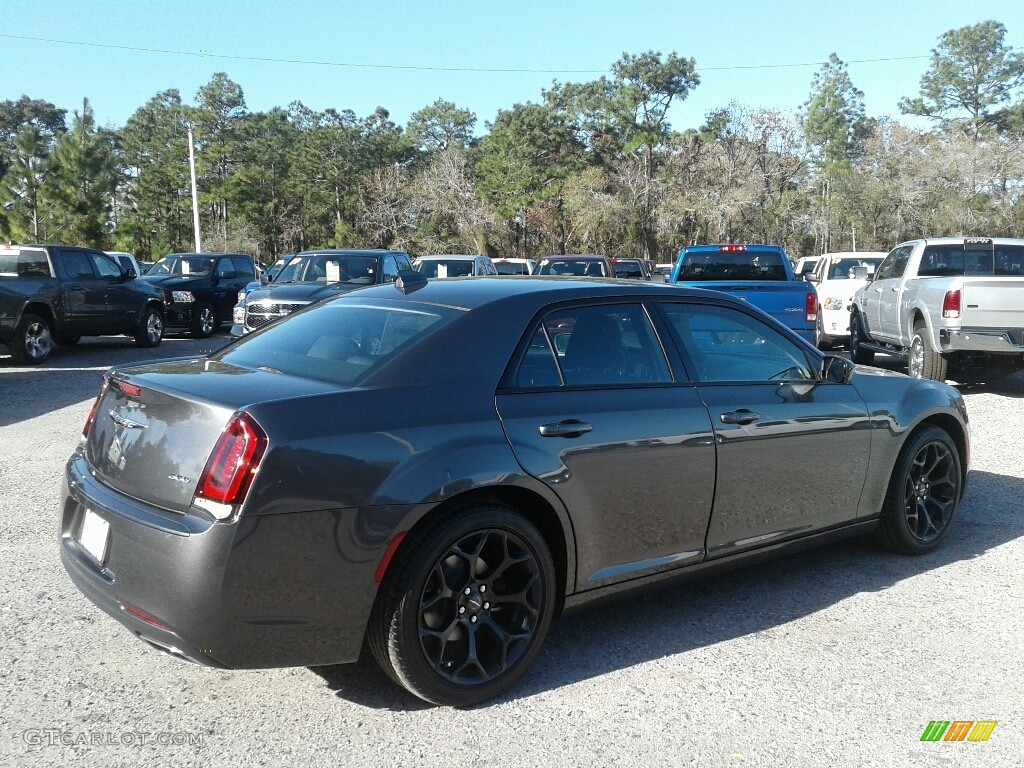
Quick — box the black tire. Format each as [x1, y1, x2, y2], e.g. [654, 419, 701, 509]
[849, 311, 874, 365]
[53, 332, 81, 347]
[8, 313, 53, 365]
[815, 314, 833, 351]
[875, 426, 962, 555]
[190, 302, 216, 339]
[368, 504, 556, 707]
[908, 319, 948, 381]
[134, 307, 164, 348]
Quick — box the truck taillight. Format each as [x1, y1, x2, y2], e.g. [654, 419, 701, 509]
[193, 413, 267, 516]
[718, 245, 747, 252]
[942, 290, 961, 319]
[805, 292, 818, 322]
[82, 374, 110, 438]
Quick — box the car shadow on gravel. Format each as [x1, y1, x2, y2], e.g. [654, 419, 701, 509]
[954, 369, 1024, 398]
[0, 334, 232, 427]
[310, 468, 1023, 710]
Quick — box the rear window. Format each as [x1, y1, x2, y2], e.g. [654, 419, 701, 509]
[495, 261, 529, 275]
[918, 244, 1024, 277]
[677, 250, 787, 281]
[535, 259, 608, 277]
[214, 301, 457, 386]
[414, 259, 475, 277]
[0, 247, 50, 277]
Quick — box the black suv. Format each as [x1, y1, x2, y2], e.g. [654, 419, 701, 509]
[0, 244, 165, 364]
[139, 253, 257, 338]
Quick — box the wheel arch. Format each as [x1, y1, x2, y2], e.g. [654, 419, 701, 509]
[22, 301, 56, 330]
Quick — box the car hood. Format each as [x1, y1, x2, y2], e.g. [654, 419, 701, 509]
[246, 282, 363, 303]
[139, 274, 210, 290]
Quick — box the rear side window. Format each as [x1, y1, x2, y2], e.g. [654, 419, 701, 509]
[216, 301, 457, 386]
[513, 303, 671, 388]
[0, 248, 50, 277]
[919, 243, 1024, 277]
[59, 250, 95, 279]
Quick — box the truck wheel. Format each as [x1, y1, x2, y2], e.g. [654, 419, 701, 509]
[849, 312, 874, 365]
[8, 314, 54, 365]
[190, 302, 216, 338]
[134, 307, 164, 348]
[909, 320, 948, 381]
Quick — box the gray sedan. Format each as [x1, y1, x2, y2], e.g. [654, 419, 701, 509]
[60, 276, 968, 706]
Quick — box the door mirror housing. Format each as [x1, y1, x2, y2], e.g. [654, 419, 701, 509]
[125, 268, 137, 280]
[821, 354, 855, 384]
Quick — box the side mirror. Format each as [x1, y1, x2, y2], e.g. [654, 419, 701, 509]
[125, 268, 137, 280]
[821, 354, 855, 384]
[805, 273, 819, 283]
[850, 266, 869, 280]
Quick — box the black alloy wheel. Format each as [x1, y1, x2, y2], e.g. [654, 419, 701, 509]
[369, 505, 556, 706]
[876, 426, 962, 555]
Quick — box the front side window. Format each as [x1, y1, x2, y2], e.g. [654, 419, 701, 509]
[89, 252, 122, 279]
[662, 303, 814, 383]
[513, 303, 671, 388]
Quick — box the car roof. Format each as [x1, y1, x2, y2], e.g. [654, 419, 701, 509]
[414, 254, 485, 261]
[538, 254, 608, 261]
[298, 248, 406, 256]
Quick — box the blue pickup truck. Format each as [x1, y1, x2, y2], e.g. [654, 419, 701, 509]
[669, 244, 818, 343]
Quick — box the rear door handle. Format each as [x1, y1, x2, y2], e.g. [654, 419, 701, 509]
[539, 420, 593, 437]
[720, 410, 759, 425]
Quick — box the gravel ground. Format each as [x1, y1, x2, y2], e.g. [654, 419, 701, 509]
[1, 337, 1022, 768]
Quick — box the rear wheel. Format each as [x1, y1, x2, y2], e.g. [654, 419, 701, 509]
[875, 426, 962, 555]
[190, 302, 216, 338]
[849, 312, 874, 365]
[134, 307, 164, 348]
[369, 504, 556, 707]
[8, 314, 53, 365]
[908, 320, 948, 381]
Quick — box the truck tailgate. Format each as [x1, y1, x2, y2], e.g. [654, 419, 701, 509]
[960, 277, 1024, 330]
[676, 280, 814, 334]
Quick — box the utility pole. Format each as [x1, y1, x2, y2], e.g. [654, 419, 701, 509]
[187, 123, 203, 252]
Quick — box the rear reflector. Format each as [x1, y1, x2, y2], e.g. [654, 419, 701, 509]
[83, 374, 110, 439]
[805, 292, 818, 322]
[375, 531, 408, 583]
[942, 290, 961, 319]
[194, 412, 268, 509]
[122, 603, 170, 630]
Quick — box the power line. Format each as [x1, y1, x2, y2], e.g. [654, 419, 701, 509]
[2, 33, 931, 75]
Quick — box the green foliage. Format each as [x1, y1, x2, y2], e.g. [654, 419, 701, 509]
[801, 54, 871, 176]
[407, 99, 476, 154]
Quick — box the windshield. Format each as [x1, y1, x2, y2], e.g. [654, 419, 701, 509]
[215, 301, 457, 386]
[275, 253, 379, 284]
[613, 260, 644, 278]
[824, 257, 883, 280]
[535, 259, 608, 276]
[677, 251, 787, 281]
[414, 259, 475, 277]
[147, 255, 216, 277]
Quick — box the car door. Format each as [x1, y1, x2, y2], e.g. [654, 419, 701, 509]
[496, 301, 717, 589]
[865, 246, 911, 341]
[210, 257, 241, 321]
[658, 300, 871, 558]
[56, 249, 106, 331]
[87, 250, 136, 331]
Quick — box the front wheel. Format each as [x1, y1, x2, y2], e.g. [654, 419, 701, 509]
[8, 313, 53, 365]
[875, 426, 962, 555]
[134, 307, 164, 348]
[190, 302, 216, 338]
[849, 312, 874, 365]
[369, 504, 556, 706]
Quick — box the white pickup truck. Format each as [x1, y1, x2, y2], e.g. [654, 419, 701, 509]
[849, 237, 1024, 382]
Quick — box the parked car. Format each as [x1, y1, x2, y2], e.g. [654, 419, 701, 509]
[850, 237, 1024, 381]
[104, 251, 141, 276]
[794, 256, 823, 280]
[669, 244, 819, 343]
[61, 275, 968, 706]
[1, 243, 164, 364]
[138, 252, 257, 338]
[413, 255, 497, 277]
[534, 254, 615, 277]
[232, 249, 413, 337]
[610, 258, 655, 281]
[807, 252, 886, 349]
[493, 258, 536, 275]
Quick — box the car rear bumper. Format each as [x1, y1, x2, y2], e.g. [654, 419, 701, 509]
[60, 452, 379, 669]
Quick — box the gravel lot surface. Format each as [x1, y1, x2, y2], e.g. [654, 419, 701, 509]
[1, 335, 1022, 768]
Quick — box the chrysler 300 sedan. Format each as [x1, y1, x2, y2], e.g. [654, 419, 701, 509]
[61, 275, 969, 706]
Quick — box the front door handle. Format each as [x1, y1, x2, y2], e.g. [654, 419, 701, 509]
[539, 420, 593, 438]
[874, 287, 883, 293]
[720, 410, 759, 425]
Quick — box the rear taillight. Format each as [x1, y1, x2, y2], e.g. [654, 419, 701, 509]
[718, 244, 747, 252]
[805, 292, 818, 322]
[83, 374, 110, 439]
[942, 290, 961, 319]
[193, 413, 267, 516]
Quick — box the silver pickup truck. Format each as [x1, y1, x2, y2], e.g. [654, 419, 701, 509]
[849, 237, 1024, 382]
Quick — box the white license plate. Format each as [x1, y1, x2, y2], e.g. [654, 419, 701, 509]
[79, 509, 110, 565]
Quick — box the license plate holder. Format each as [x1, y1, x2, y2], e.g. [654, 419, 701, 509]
[79, 509, 110, 565]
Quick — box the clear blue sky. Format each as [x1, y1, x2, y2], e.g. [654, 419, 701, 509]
[3, 0, 1023, 132]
